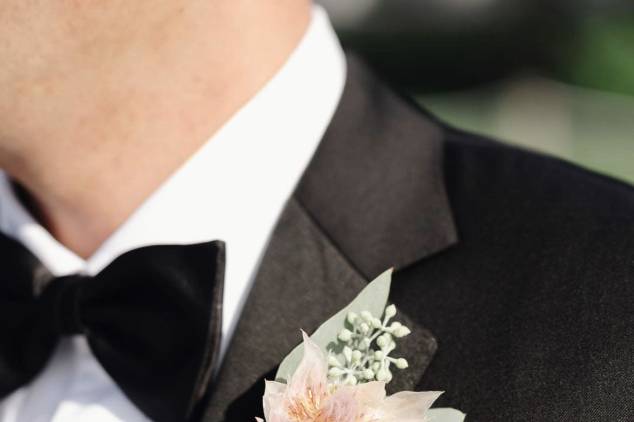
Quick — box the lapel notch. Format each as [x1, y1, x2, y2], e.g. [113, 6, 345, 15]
[295, 54, 458, 280]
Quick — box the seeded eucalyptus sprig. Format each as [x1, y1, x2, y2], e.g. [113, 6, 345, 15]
[327, 304, 411, 385]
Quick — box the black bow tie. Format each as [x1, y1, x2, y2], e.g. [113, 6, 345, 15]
[0, 234, 225, 422]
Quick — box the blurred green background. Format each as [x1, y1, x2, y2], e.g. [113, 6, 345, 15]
[318, 0, 634, 184]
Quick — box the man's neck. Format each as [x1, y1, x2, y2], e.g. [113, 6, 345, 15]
[0, 1, 310, 258]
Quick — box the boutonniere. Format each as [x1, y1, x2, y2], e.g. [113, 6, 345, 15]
[256, 269, 466, 421]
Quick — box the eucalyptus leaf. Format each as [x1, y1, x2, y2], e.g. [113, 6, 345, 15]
[428, 408, 466, 422]
[275, 268, 393, 382]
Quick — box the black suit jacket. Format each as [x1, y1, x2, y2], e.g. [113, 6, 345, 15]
[200, 54, 634, 421]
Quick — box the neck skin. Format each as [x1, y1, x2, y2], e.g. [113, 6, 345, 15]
[0, 0, 310, 258]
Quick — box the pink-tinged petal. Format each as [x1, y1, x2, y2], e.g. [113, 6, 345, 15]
[350, 381, 387, 406]
[378, 391, 443, 421]
[286, 331, 329, 401]
[264, 380, 287, 396]
[262, 380, 288, 421]
[262, 388, 293, 422]
[319, 388, 359, 422]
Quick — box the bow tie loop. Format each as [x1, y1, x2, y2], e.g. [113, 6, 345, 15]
[39, 274, 90, 336]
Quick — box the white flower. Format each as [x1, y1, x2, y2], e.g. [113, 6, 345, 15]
[257, 332, 442, 422]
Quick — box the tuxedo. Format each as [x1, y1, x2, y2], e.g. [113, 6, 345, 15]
[1, 11, 632, 421]
[202, 54, 634, 421]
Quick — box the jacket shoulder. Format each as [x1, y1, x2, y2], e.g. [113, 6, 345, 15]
[442, 124, 634, 225]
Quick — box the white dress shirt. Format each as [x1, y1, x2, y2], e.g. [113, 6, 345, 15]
[0, 6, 346, 421]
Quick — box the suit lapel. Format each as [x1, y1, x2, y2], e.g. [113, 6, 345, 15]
[202, 199, 367, 421]
[294, 54, 457, 280]
[201, 53, 458, 420]
[202, 199, 439, 421]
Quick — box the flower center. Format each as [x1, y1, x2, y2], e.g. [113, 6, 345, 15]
[287, 386, 324, 421]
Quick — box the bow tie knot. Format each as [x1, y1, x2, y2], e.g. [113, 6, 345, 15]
[40, 274, 88, 336]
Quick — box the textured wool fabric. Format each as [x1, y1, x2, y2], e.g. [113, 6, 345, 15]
[407, 127, 634, 421]
[202, 54, 633, 421]
[0, 239, 225, 422]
